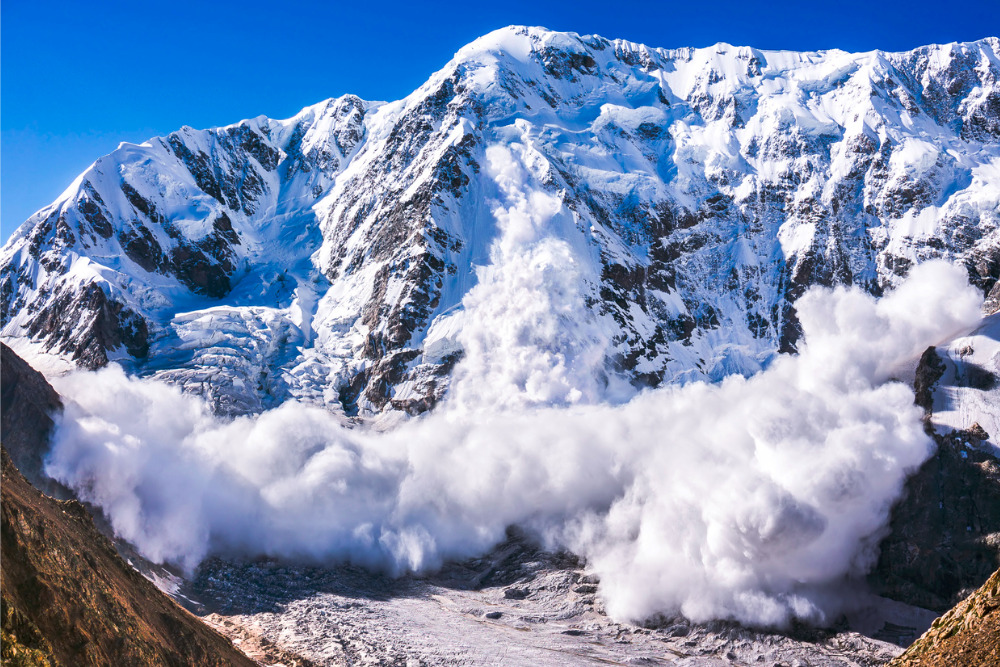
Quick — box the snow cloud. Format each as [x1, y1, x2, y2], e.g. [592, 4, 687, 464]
[446, 144, 627, 411]
[42, 143, 985, 627]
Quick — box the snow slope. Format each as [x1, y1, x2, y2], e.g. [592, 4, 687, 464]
[3, 27, 1000, 417]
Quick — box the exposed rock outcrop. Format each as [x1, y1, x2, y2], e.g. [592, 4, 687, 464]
[871, 333, 1000, 612]
[870, 427, 1000, 611]
[0, 343, 63, 493]
[890, 567, 1000, 666]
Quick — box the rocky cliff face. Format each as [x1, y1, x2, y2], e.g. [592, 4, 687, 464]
[3, 28, 1000, 417]
[1, 343, 63, 493]
[871, 422, 1000, 611]
[871, 313, 1000, 612]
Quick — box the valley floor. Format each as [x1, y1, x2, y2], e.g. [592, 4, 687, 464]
[179, 533, 914, 667]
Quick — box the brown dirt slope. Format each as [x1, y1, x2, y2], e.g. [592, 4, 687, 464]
[890, 566, 1000, 667]
[1, 447, 258, 666]
[1, 342, 257, 666]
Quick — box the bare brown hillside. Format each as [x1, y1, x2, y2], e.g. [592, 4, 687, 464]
[1, 342, 257, 666]
[890, 566, 1000, 667]
[1, 445, 258, 666]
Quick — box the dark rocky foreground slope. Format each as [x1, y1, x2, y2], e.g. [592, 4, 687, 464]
[1, 343, 63, 493]
[0, 344, 256, 667]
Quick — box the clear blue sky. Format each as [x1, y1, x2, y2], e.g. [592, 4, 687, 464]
[3, 0, 998, 243]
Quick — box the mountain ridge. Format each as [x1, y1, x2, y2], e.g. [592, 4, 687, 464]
[3, 26, 1000, 418]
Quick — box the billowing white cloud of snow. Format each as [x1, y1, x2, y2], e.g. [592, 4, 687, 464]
[43, 143, 985, 628]
[445, 144, 629, 411]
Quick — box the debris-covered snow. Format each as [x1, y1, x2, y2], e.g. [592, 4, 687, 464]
[187, 535, 911, 666]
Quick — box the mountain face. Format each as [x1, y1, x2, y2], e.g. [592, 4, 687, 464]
[3, 27, 1000, 417]
[1, 344, 64, 494]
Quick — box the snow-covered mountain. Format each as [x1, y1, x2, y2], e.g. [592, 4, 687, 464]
[3, 27, 1000, 417]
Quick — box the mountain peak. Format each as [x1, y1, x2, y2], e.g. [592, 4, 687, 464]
[456, 25, 583, 56]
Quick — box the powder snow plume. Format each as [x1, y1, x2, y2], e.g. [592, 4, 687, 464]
[42, 145, 985, 627]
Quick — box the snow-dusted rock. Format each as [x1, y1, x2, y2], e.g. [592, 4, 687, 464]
[3, 27, 1000, 417]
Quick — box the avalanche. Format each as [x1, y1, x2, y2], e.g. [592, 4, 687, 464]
[44, 261, 983, 626]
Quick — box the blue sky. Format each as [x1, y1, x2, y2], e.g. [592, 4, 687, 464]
[3, 0, 998, 242]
